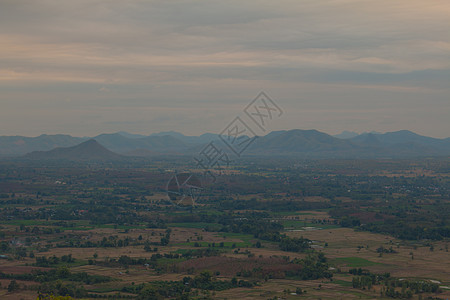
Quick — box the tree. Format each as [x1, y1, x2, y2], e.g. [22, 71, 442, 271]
[8, 280, 20, 292]
[37, 295, 75, 300]
[231, 277, 238, 286]
[138, 286, 163, 300]
[160, 237, 169, 246]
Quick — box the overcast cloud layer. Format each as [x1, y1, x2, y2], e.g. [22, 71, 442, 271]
[1, 0, 449, 137]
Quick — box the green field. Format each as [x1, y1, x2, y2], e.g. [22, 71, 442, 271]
[217, 232, 256, 242]
[168, 222, 222, 230]
[332, 257, 382, 267]
[332, 279, 353, 287]
[282, 220, 339, 230]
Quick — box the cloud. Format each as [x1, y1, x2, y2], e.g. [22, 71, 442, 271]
[98, 86, 110, 92]
[0, 0, 449, 137]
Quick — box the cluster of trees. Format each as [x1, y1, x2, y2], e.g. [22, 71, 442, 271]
[128, 281, 189, 299]
[279, 236, 310, 252]
[37, 294, 76, 300]
[116, 272, 255, 299]
[127, 272, 254, 299]
[288, 252, 333, 280]
[349, 269, 391, 290]
[0, 267, 111, 284]
[35, 254, 75, 267]
[218, 216, 311, 253]
[95, 248, 221, 271]
[235, 252, 333, 281]
[376, 246, 397, 254]
[362, 221, 450, 240]
[56, 235, 135, 248]
[219, 215, 283, 236]
[339, 216, 361, 228]
[160, 228, 171, 246]
[183, 271, 254, 290]
[331, 206, 450, 241]
[0, 241, 28, 259]
[38, 281, 87, 298]
[18, 224, 59, 235]
[216, 198, 332, 212]
[352, 276, 375, 290]
[7, 280, 20, 292]
[349, 269, 441, 298]
[192, 241, 228, 248]
[95, 253, 178, 268]
[381, 279, 441, 297]
[146, 219, 167, 228]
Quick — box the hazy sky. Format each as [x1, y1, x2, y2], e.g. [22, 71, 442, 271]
[1, 0, 449, 138]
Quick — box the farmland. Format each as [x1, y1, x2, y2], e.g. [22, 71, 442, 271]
[0, 158, 449, 299]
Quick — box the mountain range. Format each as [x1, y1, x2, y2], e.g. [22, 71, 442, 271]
[0, 130, 449, 160]
[24, 139, 123, 161]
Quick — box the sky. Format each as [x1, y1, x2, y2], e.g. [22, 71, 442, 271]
[0, 0, 449, 138]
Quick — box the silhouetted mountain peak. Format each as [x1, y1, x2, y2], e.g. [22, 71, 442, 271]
[76, 139, 103, 148]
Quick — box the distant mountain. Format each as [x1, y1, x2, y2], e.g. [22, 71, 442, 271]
[150, 131, 219, 145]
[137, 135, 189, 153]
[366, 130, 446, 147]
[122, 149, 159, 157]
[0, 134, 86, 156]
[350, 130, 450, 157]
[248, 129, 355, 157]
[93, 133, 189, 154]
[117, 131, 147, 139]
[150, 131, 187, 139]
[334, 131, 359, 139]
[350, 132, 383, 148]
[93, 133, 139, 153]
[1, 129, 449, 160]
[24, 140, 123, 161]
[244, 129, 450, 158]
